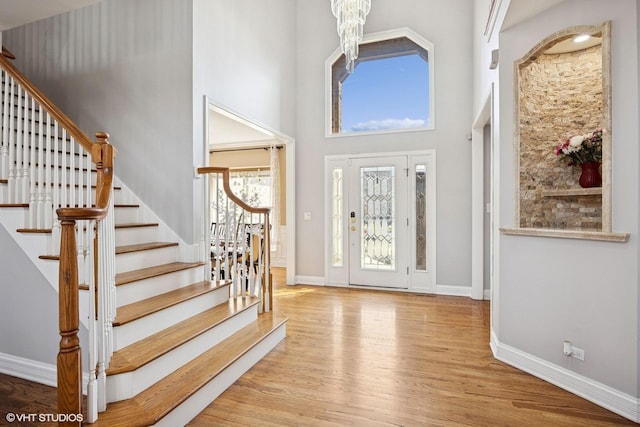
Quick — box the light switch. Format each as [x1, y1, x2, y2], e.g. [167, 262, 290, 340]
[303, 212, 312, 221]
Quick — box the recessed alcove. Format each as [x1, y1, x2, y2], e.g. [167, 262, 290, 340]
[502, 21, 628, 241]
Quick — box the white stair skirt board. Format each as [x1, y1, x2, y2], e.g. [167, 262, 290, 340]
[115, 267, 204, 307]
[107, 303, 259, 402]
[112, 286, 232, 351]
[155, 323, 286, 427]
[115, 246, 178, 274]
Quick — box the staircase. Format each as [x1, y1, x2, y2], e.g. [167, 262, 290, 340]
[0, 51, 286, 425]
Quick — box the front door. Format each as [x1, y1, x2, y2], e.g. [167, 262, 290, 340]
[348, 156, 408, 288]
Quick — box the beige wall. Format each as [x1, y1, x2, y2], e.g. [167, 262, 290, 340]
[210, 147, 287, 225]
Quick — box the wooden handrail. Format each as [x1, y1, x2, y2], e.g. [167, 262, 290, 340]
[0, 55, 94, 152]
[56, 132, 115, 426]
[197, 166, 270, 215]
[1, 46, 16, 60]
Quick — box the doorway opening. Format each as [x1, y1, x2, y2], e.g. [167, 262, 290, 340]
[204, 101, 296, 285]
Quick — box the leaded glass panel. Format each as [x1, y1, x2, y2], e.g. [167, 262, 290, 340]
[360, 166, 395, 270]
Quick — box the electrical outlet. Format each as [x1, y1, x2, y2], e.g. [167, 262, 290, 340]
[570, 346, 585, 361]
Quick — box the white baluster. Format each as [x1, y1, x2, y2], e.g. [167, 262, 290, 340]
[51, 121, 60, 252]
[14, 86, 24, 203]
[69, 133, 75, 209]
[61, 128, 68, 208]
[8, 80, 18, 203]
[28, 98, 37, 227]
[43, 113, 53, 229]
[1, 70, 10, 183]
[36, 108, 45, 229]
[20, 92, 29, 204]
[87, 226, 98, 423]
[263, 213, 271, 312]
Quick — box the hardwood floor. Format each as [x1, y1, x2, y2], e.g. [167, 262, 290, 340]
[0, 268, 635, 426]
[189, 269, 634, 426]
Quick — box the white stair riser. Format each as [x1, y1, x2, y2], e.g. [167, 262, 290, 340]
[112, 286, 233, 351]
[112, 189, 125, 205]
[115, 226, 158, 246]
[115, 246, 178, 274]
[155, 323, 286, 427]
[114, 207, 139, 224]
[116, 267, 205, 307]
[107, 303, 259, 402]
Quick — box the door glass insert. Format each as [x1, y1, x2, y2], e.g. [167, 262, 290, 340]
[415, 164, 427, 270]
[331, 168, 344, 267]
[360, 166, 395, 270]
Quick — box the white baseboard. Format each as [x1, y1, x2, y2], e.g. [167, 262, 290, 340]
[490, 330, 639, 423]
[0, 352, 90, 394]
[483, 288, 491, 300]
[294, 277, 477, 299]
[436, 284, 471, 297]
[294, 275, 325, 286]
[0, 352, 57, 387]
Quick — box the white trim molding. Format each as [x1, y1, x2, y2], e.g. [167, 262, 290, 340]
[325, 27, 435, 138]
[490, 330, 640, 423]
[294, 275, 326, 286]
[0, 352, 90, 394]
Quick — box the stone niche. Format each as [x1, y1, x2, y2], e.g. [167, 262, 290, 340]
[516, 23, 611, 232]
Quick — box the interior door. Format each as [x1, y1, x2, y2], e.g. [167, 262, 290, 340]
[348, 156, 408, 288]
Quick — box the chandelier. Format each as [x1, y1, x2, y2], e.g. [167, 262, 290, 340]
[331, 0, 371, 73]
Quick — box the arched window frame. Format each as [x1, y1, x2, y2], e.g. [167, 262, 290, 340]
[325, 27, 435, 138]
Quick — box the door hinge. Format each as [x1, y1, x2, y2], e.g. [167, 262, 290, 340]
[407, 266, 409, 275]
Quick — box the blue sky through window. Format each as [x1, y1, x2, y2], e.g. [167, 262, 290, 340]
[341, 53, 429, 133]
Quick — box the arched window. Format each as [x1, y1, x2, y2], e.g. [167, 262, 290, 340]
[327, 29, 434, 136]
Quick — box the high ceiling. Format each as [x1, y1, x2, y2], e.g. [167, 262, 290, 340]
[502, 0, 565, 31]
[0, 0, 102, 31]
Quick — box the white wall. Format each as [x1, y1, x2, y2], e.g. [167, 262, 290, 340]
[0, 226, 58, 365]
[4, 0, 196, 242]
[295, 0, 474, 287]
[191, 0, 297, 249]
[192, 0, 297, 140]
[0, 225, 88, 371]
[496, 0, 639, 400]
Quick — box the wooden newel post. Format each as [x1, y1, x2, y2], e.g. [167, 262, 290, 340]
[57, 218, 82, 426]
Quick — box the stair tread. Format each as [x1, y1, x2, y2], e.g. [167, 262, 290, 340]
[115, 241, 178, 255]
[96, 313, 285, 427]
[108, 296, 258, 375]
[39, 241, 180, 261]
[115, 261, 206, 286]
[113, 279, 231, 326]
